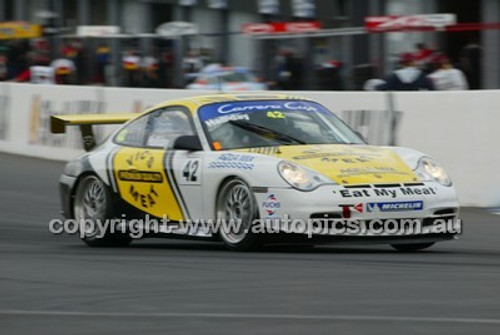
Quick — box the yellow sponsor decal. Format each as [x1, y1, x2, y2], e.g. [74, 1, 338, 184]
[238, 144, 420, 185]
[117, 170, 163, 183]
[113, 148, 184, 220]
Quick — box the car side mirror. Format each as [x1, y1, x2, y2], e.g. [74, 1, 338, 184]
[173, 135, 203, 151]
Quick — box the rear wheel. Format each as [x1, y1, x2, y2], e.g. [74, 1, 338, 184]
[391, 243, 434, 252]
[74, 175, 131, 247]
[216, 178, 260, 251]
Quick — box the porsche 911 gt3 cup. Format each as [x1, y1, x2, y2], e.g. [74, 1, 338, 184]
[51, 94, 459, 251]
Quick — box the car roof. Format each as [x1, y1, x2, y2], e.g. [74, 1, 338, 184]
[150, 93, 312, 113]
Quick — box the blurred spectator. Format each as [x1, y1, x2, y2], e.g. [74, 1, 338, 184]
[50, 48, 76, 85]
[273, 49, 303, 90]
[141, 53, 160, 88]
[183, 50, 203, 83]
[353, 64, 377, 90]
[427, 53, 468, 90]
[7, 40, 29, 79]
[414, 43, 434, 65]
[30, 66, 55, 84]
[11, 51, 54, 84]
[61, 44, 77, 59]
[364, 79, 386, 91]
[273, 49, 290, 89]
[158, 50, 174, 88]
[459, 43, 481, 89]
[69, 40, 86, 84]
[122, 50, 141, 87]
[317, 60, 344, 90]
[377, 53, 434, 91]
[95, 44, 110, 85]
[0, 53, 7, 81]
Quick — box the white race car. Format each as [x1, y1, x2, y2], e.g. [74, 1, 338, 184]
[51, 94, 459, 251]
[186, 66, 267, 91]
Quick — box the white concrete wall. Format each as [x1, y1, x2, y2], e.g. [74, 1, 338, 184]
[394, 90, 500, 207]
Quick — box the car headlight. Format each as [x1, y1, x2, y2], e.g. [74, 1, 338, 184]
[414, 157, 452, 186]
[278, 161, 335, 191]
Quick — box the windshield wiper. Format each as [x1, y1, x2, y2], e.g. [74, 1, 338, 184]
[228, 120, 306, 145]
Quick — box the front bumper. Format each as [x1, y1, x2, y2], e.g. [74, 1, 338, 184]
[254, 182, 460, 241]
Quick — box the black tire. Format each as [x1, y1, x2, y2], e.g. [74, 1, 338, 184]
[216, 178, 261, 251]
[391, 242, 434, 252]
[73, 175, 132, 247]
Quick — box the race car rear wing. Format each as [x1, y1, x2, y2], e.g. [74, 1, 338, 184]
[51, 113, 137, 151]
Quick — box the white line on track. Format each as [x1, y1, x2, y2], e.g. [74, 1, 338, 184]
[1, 310, 500, 325]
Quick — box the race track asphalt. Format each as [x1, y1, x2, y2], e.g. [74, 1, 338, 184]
[1, 153, 500, 335]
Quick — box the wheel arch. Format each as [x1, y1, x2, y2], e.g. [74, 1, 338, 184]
[214, 174, 259, 218]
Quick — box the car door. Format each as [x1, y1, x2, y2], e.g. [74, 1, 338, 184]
[112, 107, 201, 222]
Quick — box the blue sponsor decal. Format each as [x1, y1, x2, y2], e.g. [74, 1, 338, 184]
[208, 153, 255, 170]
[366, 201, 423, 212]
[198, 100, 330, 123]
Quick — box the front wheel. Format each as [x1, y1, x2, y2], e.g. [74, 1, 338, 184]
[391, 242, 434, 252]
[216, 178, 260, 251]
[74, 175, 131, 247]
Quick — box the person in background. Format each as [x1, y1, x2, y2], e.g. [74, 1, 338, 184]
[377, 53, 434, 91]
[70, 39, 86, 84]
[95, 44, 110, 85]
[0, 53, 7, 81]
[61, 41, 83, 83]
[459, 43, 481, 89]
[158, 50, 173, 88]
[183, 50, 202, 74]
[11, 52, 54, 84]
[427, 53, 468, 90]
[7, 40, 29, 79]
[318, 60, 344, 90]
[272, 49, 304, 90]
[50, 48, 76, 85]
[273, 49, 292, 90]
[122, 50, 141, 87]
[414, 43, 433, 63]
[141, 52, 160, 88]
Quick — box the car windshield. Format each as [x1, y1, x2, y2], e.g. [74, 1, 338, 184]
[198, 100, 364, 150]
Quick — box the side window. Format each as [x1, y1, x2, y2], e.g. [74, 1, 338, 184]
[145, 109, 194, 149]
[114, 115, 149, 147]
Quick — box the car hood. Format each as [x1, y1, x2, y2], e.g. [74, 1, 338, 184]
[237, 144, 421, 185]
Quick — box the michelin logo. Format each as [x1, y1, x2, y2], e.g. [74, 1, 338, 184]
[366, 201, 423, 212]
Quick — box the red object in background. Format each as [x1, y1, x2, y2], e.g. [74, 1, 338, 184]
[414, 48, 433, 61]
[242, 21, 321, 34]
[430, 52, 449, 66]
[62, 45, 77, 58]
[365, 14, 456, 32]
[400, 52, 416, 65]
